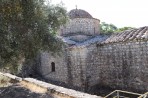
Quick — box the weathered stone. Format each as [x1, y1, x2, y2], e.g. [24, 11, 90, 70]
[25, 9, 148, 95]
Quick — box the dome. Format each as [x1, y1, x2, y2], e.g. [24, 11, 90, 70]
[68, 9, 93, 19]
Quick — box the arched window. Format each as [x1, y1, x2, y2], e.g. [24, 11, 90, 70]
[51, 62, 55, 72]
[29, 74, 33, 77]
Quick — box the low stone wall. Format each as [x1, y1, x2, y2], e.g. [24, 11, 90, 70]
[0, 72, 101, 98]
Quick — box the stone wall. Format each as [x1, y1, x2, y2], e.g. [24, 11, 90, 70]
[86, 41, 148, 92]
[39, 47, 90, 91]
[0, 72, 101, 98]
[68, 47, 87, 90]
[39, 46, 95, 91]
[38, 39, 148, 93]
[39, 51, 68, 84]
[60, 18, 100, 36]
[85, 44, 100, 87]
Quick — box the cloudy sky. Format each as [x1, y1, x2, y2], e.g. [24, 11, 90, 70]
[50, 0, 148, 28]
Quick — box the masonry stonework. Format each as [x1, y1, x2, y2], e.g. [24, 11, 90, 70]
[60, 18, 100, 36]
[88, 41, 148, 92]
[39, 51, 68, 84]
[37, 8, 148, 94]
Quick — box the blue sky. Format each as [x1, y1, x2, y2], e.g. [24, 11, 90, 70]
[50, 0, 148, 28]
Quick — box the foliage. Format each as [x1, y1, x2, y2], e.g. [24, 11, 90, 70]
[115, 27, 135, 32]
[100, 22, 134, 34]
[100, 22, 118, 34]
[0, 0, 68, 69]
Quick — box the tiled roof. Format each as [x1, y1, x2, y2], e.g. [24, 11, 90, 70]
[60, 35, 109, 48]
[101, 26, 148, 44]
[61, 37, 77, 45]
[68, 9, 93, 19]
[56, 36, 76, 45]
[75, 35, 108, 47]
[59, 26, 148, 48]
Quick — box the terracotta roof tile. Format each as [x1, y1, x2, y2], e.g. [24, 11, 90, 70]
[60, 26, 148, 48]
[102, 26, 148, 44]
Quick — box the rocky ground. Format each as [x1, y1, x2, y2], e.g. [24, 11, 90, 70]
[0, 84, 52, 98]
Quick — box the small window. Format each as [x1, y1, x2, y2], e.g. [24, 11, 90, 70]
[29, 74, 33, 77]
[51, 62, 55, 72]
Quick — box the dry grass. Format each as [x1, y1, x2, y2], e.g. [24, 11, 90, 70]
[0, 74, 12, 87]
[20, 81, 48, 94]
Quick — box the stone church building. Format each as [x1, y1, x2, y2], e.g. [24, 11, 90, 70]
[37, 9, 148, 92]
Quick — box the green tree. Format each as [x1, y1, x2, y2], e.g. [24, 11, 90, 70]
[100, 22, 118, 34]
[100, 22, 134, 34]
[116, 27, 135, 32]
[0, 0, 68, 69]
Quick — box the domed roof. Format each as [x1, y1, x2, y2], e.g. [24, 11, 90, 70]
[68, 9, 93, 19]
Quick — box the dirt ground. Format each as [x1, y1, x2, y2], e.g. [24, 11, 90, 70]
[0, 84, 52, 98]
